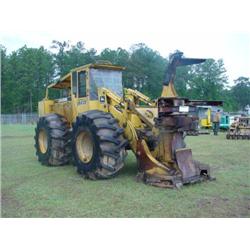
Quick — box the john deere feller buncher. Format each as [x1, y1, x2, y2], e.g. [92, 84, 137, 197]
[35, 51, 222, 188]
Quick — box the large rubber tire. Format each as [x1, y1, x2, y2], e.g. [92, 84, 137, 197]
[34, 114, 71, 166]
[72, 110, 127, 179]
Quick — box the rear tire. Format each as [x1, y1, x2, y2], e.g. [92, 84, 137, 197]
[72, 110, 127, 179]
[34, 114, 71, 166]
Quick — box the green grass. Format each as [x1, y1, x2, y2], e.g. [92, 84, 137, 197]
[1, 124, 250, 217]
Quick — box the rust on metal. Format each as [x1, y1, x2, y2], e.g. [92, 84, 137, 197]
[137, 140, 155, 172]
[226, 117, 250, 140]
[175, 148, 198, 180]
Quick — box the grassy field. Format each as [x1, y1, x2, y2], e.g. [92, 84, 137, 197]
[1, 124, 250, 217]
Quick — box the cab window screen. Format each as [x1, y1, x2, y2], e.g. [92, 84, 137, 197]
[72, 72, 77, 96]
[78, 71, 86, 97]
[89, 69, 123, 100]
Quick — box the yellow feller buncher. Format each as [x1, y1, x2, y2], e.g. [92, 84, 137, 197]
[35, 51, 221, 188]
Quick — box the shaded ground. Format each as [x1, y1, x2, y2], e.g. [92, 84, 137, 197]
[1, 124, 250, 217]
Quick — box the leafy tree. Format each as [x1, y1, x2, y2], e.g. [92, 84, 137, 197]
[220, 89, 238, 111]
[125, 43, 166, 98]
[51, 40, 97, 78]
[175, 65, 192, 97]
[1, 41, 244, 114]
[51, 40, 70, 77]
[1, 46, 54, 113]
[1, 45, 11, 112]
[186, 59, 228, 100]
[99, 48, 130, 66]
[231, 77, 250, 110]
[98, 47, 130, 88]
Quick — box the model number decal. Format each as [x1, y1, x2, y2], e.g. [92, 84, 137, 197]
[78, 100, 86, 105]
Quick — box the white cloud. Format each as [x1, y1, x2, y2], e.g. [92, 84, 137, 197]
[1, 0, 249, 84]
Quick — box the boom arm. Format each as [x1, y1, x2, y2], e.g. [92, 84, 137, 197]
[124, 88, 155, 106]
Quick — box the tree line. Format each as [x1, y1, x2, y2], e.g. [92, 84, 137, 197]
[1, 41, 250, 113]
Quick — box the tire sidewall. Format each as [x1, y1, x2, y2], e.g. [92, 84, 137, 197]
[35, 117, 52, 163]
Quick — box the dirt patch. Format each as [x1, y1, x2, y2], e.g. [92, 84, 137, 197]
[197, 197, 229, 208]
[239, 184, 250, 188]
[1, 191, 22, 217]
[2, 171, 56, 191]
[1, 192, 21, 208]
[197, 196, 250, 217]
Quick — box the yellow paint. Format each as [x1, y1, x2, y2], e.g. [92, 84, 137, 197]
[38, 100, 54, 115]
[38, 129, 48, 153]
[134, 107, 158, 128]
[76, 131, 94, 163]
[199, 108, 212, 128]
[38, 62, 181, 179]
[161, 82, 178, 97]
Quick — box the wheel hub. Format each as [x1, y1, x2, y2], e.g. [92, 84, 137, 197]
[76, 131, 94, 163]
[38, 128, 48, 154]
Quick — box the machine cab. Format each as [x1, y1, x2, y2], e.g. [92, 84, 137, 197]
[39, 62, 125, 123]
[72, 63, 124, 101]
[72, 63, 124, 114]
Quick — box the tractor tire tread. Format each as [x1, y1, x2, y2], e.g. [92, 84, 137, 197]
[34, 114, 71, 166]
[72, 110, 127, 179]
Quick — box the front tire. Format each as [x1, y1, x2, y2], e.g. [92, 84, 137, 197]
[72, 110, 127, 179]
[34, 114, 71, 166]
